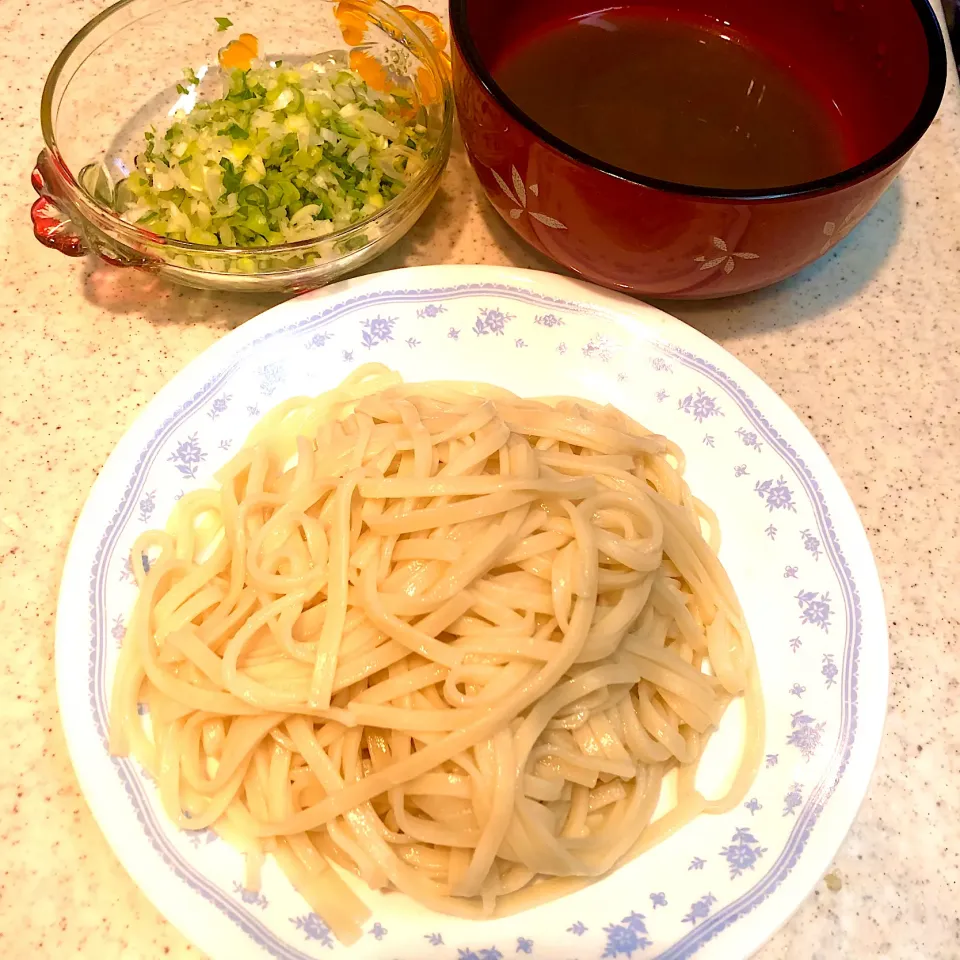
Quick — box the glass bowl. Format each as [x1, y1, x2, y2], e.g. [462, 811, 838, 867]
[451, 0, 946, 299]
[32, 0, 453, 292]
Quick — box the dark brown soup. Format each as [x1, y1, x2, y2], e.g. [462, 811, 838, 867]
[491, 9, 852, 190]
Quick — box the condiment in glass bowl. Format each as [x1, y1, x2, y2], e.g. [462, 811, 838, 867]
[31, 0, 453, 292]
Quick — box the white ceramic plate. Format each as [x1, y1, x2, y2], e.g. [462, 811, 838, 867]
[56, 265, 887, 960]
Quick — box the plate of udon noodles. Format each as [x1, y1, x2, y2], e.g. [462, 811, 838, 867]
[57, 266, 887, 960]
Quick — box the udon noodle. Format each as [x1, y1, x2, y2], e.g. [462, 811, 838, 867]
[109, 364, 762, 942]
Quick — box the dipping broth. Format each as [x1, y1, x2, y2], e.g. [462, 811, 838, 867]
[491, 8, 854, 190]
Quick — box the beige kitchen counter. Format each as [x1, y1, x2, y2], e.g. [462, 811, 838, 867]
[0, 1, 958, 957]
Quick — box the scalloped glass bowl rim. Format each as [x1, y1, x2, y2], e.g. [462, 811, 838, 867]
[40, 0, 455, 260]
[449, 0, 947, 202]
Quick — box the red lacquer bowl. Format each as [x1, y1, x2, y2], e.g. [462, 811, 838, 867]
[451, 0, 947, 299]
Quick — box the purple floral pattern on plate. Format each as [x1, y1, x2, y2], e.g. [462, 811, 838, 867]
[361, 316, 396, 349]
[678, 387, 723, 422]
[787, 711, 828, 760]
[473, 308, 513, 336]
[168, 433, 205, 479]
[601, 912, 652, 957]
[755, 476, 797, 512]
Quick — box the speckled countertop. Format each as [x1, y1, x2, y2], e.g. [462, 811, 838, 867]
[1, 0, 959, 957]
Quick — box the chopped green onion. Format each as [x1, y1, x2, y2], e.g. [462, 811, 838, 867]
[220, 122, 249, 140]
[238, 183, 268, 208]
[215, 16, 233, 31]
[116, 52, 433, 247]
[219, 157, 244, 193]
[264, 182, 284, 207]
[285, 86, 305, 113]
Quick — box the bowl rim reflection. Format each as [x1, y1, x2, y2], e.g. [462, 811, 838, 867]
[40, 0, 454, 261]
[450, 0, 947, 201]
